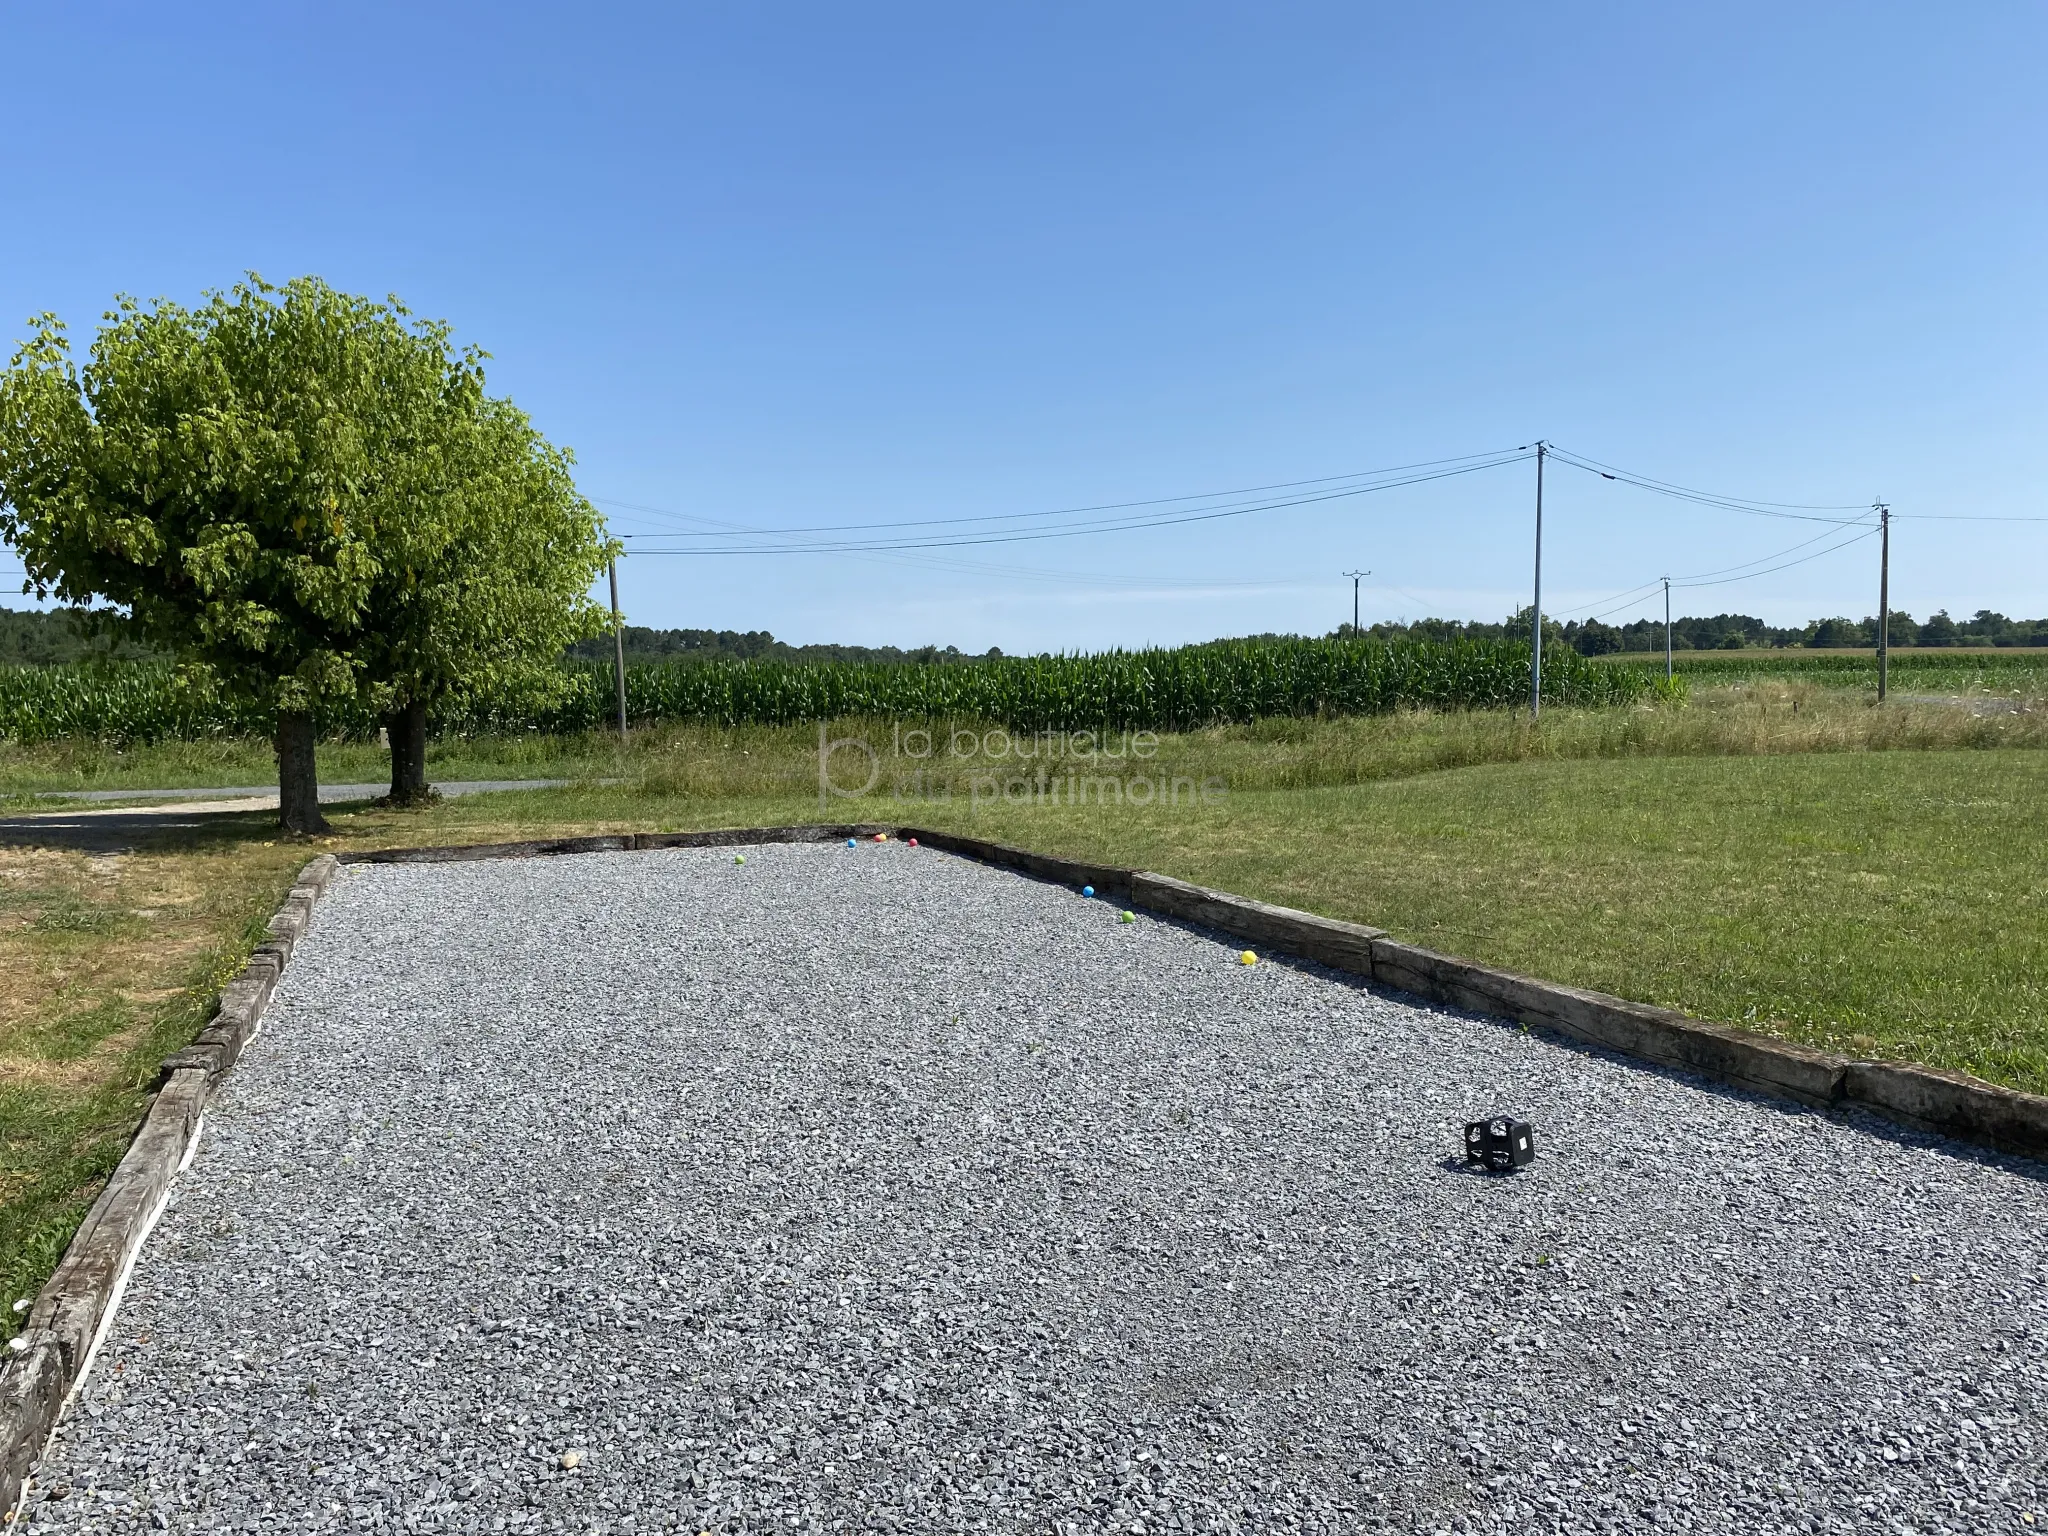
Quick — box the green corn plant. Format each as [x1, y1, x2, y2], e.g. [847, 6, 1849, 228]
[5, 636, 1660, 741]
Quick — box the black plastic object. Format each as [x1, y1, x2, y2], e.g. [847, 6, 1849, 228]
[1464, 1115, 1536, 1172]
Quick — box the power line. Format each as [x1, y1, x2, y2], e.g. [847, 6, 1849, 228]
[1551, 519, 1877, 619]
[619, 453, 1534, 555]
[831, 552, 1298, 592]
[1575, 589, 1672, 625]
[1549, 577, 1667, 619]
[1673, 525, 1878, 589]
[592, 447, 1531, 540]
[763, 540, 1303, 593]
[1545, 444, 1872, 520]
[1893, 512, 2048, 523]
[619, 452, 1533, 553]
[1570, 525, 1880, 625]
[615, 511, 1323, 596]
[1670, 520, 1877, 582]
[1534, 445, 1890, 631]
[1548, 444, 1875, 512]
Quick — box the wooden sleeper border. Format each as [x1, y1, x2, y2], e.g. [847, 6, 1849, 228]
[5, 822, 2045, 1519]
[0, 852, 340, 1521]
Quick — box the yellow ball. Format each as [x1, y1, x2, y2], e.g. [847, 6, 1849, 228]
[1239, 950, 1258, 966]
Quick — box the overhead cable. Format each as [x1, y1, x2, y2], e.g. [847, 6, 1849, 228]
[1673, 526, 1879, 589]
[1545, 444, 1872, 518]
[619, 453, 1533, 555]
[1571, 525, 1880, 625]
[593, 447, 1531, 540]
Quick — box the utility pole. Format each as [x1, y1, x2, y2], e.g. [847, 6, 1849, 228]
[1875, 501, 1891, 702]
[608, 556, 628, 744]
[1343, 570, 1371, 637]
[1662, 576, 1673, 680]
[1530, 442, 1546, 718]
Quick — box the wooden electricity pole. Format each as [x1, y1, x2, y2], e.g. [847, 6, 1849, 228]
[1530, 442, 1546, 719]
[1875, 501, 1891, 702]
[609, 556, 628, 744]
[1663, 576, 1673, 680]
[1343, 569, 1371, 636]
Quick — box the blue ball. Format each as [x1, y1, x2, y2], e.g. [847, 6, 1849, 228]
[846, 838, 856, 848]
[1081, 885, 1095, 898]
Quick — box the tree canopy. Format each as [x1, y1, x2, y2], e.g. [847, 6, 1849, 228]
[363, 393, 615, 801]
[0, 274, 615, 827]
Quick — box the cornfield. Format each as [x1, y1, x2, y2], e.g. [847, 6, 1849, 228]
[1, 637, 1649, 744]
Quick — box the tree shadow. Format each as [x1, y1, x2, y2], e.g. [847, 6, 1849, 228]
[0, 801, 345, 855]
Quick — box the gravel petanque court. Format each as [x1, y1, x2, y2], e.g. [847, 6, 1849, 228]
[19, 842, 2048, 1535]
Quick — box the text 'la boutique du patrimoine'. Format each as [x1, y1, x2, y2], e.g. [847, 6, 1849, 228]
[818, 724, 1228, 808]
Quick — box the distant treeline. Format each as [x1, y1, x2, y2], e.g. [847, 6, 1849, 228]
[3, 609, 1008, 668]
[0, 605, 157, 665]
[1341, 608, 2048, 654]
[10, 604, 2046, 675]
[564, 626, 1005, 666]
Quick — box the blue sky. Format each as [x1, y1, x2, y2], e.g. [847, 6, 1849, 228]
[3, 3, 2044, 650]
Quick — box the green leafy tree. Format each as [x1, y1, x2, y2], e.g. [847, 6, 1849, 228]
[1804, 616, 1867, 648]
[363, 396, 616, 803]
[0, 275, 610, 830]
[1964, 609, 2012, 642]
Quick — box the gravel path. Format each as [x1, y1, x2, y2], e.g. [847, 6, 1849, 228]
[19, 842, 2048, 1534]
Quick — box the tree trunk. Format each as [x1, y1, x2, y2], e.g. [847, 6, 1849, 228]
[275, 710, 329, 835]
[385, 700, 433, 806]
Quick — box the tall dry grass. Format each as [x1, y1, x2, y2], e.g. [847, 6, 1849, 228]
[625, 681, 2048, 800]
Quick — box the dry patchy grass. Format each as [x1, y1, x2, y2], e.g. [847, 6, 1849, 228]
[0, 835, 305, 1319]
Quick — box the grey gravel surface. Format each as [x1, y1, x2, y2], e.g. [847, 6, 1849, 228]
[19, 842, 2048, 1535]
